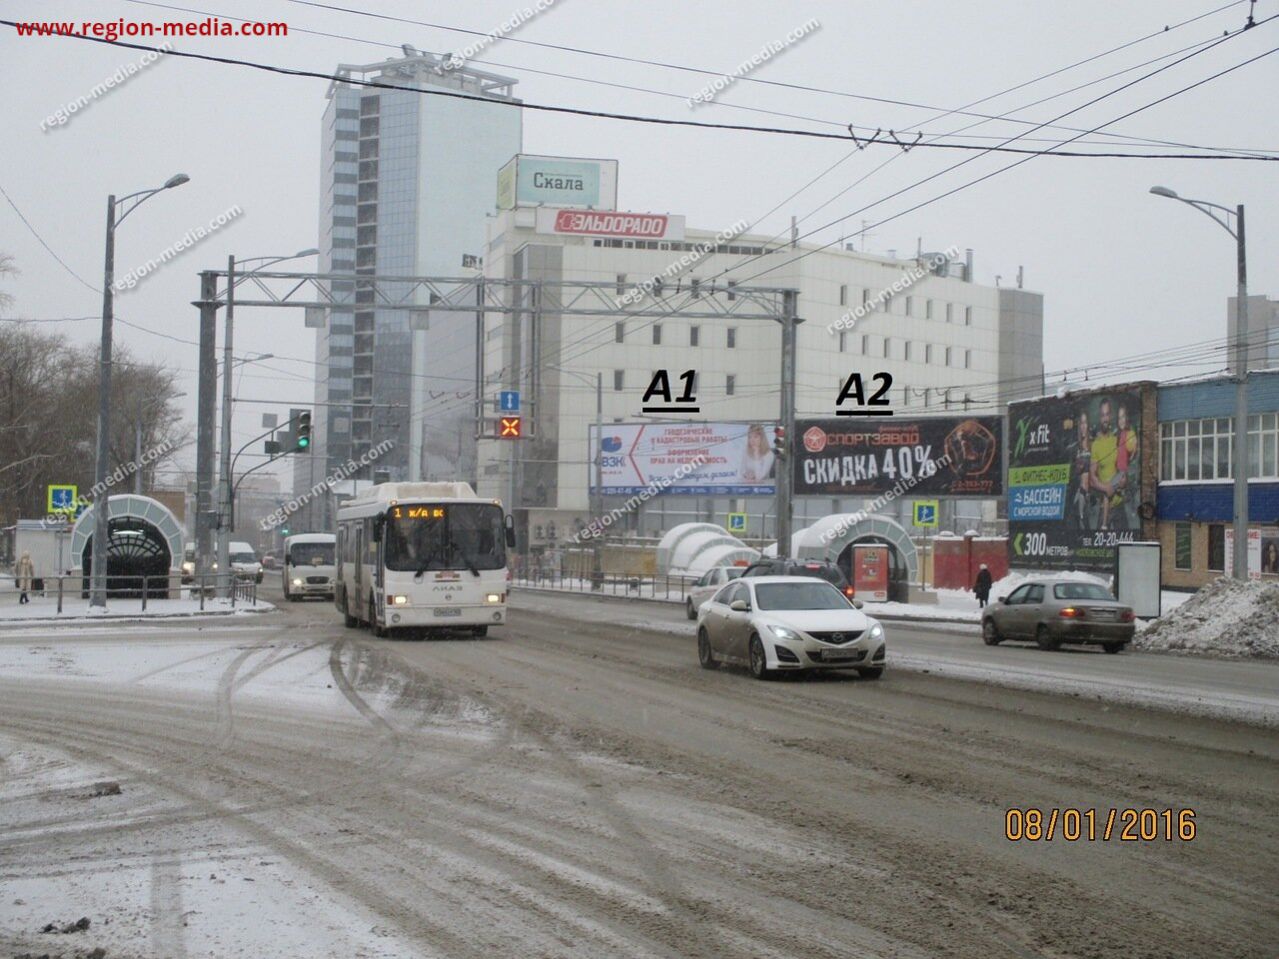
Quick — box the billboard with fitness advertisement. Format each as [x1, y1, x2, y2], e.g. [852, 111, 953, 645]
[1007, 383, 1158, 571]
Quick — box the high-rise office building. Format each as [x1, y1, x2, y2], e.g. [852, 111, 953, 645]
[298, 49, 522, 529]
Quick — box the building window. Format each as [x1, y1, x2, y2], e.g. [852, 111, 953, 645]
[883, 337, 892, 359]
[727, 327, 737, 348]
[615, 322, 625, 343]
[945, 346, 953, 367]
[903, 341, 912, 362]
[1158, 416, 1271, 482]
[945, 303, 954, 323]
[839, 284, 848, 306]
[613, 370, 624, 392]
[1207, 524, 1225, 572]
[964, 349, 972, 369]
[862, 334, 870, 354]
[839, 331, 847, 352]
[925, 344, 934, 364]
[905, 295, 913, 317]
[690, 325, 700, 347]
[726, 374, 736, 395]
[926, 299, 934, 320]
[1174, 523, 1193, 570]
[965, 306, 973, 326]
[653, 324, 662, 345]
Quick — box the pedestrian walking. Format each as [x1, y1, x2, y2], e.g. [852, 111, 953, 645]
[16, 551, 35, 605]
[973, 563, 993, 609]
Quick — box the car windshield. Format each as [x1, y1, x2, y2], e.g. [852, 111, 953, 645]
[385, 502, 505, 573]
[1053, 583, 1113, 601]
[230, 552, 257, 564]
[289, 543, 335, 566]
[755, 581, 851, 611]
[724, 567, 744, 580]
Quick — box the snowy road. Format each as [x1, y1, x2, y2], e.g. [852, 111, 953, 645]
[1, 589, 1276, 958]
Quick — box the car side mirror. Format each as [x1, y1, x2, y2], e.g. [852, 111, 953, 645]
[1000, 595, 1009, 604]
[729, 599, 749, 612]
[504, 514, 516, 548]
[372, 513, 385, 543]
[852, 599, 864, 610]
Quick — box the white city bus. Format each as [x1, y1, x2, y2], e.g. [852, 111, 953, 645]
[282, 532, 336, 601]
[335, 482, 514, 637]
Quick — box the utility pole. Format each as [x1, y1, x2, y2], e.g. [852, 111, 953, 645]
[194, 271, 220, 588]
[775, 290, 800, 558]
[1232, 204, 1249, 580]
[133, 420, 143, 494]
[592, 370, 603, 584]
[89, 195, 117, 608]
[217, 255, 236, 598]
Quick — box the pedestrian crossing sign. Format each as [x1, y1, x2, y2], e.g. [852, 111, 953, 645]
[912, 500, 939, 527]
[48, 484, 78, 514]
[727, 512, 747, 534]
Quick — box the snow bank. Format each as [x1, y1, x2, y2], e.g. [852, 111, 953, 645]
[1137, 578, 1279, 658]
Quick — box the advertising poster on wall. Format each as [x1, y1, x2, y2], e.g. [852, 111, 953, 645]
[793, 417, 1002, 497]
[1007, 384, 1156, 571]
[589, 422, 778, 495]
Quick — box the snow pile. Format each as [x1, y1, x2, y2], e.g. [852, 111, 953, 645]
[1137, 578, 1279, 658]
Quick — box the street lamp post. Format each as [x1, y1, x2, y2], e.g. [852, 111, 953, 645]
[1150, 186, 1250, 580]
[90, 174, 189, 608]
[217, 250, 317, 597]
[547, 365, 604, 585]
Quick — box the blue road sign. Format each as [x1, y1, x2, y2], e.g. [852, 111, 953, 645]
[48, 485, 77, 512]
[499, 390, 521, 412]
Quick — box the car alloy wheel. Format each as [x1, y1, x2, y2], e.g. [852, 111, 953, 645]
[749, 634, 771, 680]
[982, 619, 1002, 645]
[697, 627, 718, 669]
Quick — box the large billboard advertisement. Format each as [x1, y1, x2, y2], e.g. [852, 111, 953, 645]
[534, 208, 686, 241]
[588, 422, 778, 495]
[497, 155, 619, 210]
[1007, 384, 1157, 571]
[794, 417, 1003, 497]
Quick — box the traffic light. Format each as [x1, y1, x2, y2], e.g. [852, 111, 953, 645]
[499, 416, 522, 438]
[290, 408, 312, 453]
[772, 425, 787, 458]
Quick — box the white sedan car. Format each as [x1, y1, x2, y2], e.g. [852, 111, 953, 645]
[684, 564, 745, 619]
[697, 576, 886, 680]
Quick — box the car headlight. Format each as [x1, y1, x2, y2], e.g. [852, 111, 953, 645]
[868, 622, 884, 639]
[182, 561, 194, 573]
[292, 578, 303, 586]
[769, 625, 802, 641]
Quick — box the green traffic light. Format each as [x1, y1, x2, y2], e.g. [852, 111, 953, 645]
[297, 437, 309, 448]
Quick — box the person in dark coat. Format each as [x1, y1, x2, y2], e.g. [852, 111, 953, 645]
[973, 563, 993, 608]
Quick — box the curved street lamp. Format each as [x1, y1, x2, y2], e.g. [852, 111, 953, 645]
[90, 173, 190, 608]
[1149, 185, 1249, 579]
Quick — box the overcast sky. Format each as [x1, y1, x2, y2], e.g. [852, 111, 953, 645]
[2, 0, 1276, 484]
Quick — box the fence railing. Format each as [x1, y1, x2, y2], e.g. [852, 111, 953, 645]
[2, 573, 257, 614]
[512, 568, 694, 602]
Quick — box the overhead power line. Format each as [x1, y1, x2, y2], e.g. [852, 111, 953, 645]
[3, 22, 1274, 161]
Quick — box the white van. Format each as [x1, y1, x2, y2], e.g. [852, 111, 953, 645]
[228, 541, 263, 584]
[283, 533, 336, 601]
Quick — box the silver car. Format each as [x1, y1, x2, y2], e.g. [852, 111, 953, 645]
[982, 579, 1136, 653]
[685, 565, 745, 619]
[697, 576, 886, 680]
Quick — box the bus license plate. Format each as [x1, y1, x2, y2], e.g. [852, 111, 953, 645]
[433, 608, 462, 617]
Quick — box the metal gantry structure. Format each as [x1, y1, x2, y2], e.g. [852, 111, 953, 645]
[191, 269, 800, 579]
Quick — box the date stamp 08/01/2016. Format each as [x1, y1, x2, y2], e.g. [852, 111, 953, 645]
[1005, 808, 1197, 842]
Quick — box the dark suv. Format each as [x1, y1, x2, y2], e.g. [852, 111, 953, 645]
[740, 558, 857, 600]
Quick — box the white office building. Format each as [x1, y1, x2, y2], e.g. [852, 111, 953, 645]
[475, 159, 1044, 544]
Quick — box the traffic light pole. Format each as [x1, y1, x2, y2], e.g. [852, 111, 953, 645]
[775, 290, 800, 559]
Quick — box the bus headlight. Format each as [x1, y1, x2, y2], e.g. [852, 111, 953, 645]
[391, 595, 409, 605]
[292, 578, 303, 587]
[486, 593, 502, 604]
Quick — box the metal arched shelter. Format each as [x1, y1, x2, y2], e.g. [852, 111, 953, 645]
[71, 495, 185, 597]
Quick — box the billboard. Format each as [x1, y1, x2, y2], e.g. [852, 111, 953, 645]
[534, 207, 686, 240]
[1007, 384, 1156, 571]
[496, 154, 619, 210]
[588, 422, 778, 495]
[793, 417, 1002, 497]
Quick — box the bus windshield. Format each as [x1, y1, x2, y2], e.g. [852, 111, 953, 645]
[289, 543, 335, 567]
[384, 503, 505, 574]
